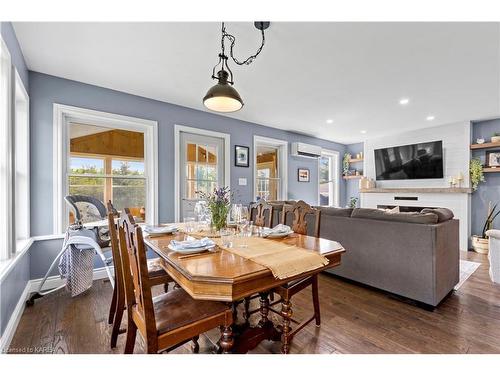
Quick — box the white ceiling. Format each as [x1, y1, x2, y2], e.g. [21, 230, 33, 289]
[13, 22, 500, 144]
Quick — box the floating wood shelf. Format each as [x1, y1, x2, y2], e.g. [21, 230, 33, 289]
[343, 175, 363, 180]
[483, 167, 500, 173]
[470, 142, 500, 150]
[348, 158, 364, 163]
[360, 187, 472, 194]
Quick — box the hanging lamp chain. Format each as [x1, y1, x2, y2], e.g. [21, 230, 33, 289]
[210, 22, 266, 85]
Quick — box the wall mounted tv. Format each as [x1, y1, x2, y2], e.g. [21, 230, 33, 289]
[374, 140, 444, 180]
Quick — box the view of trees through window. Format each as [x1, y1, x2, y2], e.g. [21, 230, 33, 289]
[69, 156, 145, 211]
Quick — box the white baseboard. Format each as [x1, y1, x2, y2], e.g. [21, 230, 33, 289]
[1, 267, 113, 352]
[0, 282, 31, 353]
[29, 266, 114, 292]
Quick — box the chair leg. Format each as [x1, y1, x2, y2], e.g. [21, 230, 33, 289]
[280, 297, 293, 354]
[311, 275, 321, 327]
[192, 335, 200, 353]
[124, 318, 137, 354]
[220, 325, 234, 354]
[110, 293, 125, 348]
[163, 283, 169, 293]
[243, 297, 250, 324]
[108, 280, 117, 324]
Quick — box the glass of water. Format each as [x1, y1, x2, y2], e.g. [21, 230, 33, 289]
[183, 217, 196, 233]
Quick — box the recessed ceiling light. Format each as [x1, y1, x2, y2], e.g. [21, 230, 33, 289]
[399, 98, 410, 105]
[426, 115, 435, 121]
[360, 130, 367, 134]
[326, 119, 333, 124]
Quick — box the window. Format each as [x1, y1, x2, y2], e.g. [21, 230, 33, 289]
[254, 136, 288, 202]
[0, 37, 12, 260]
[68, 154, 146, 217]
[14, 70, 30, 248]
[54, 105, 158, 233]
[185, 143, 218, 199]
[318, 150, 339, 207]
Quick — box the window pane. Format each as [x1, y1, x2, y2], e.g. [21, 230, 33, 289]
[70, 157, 104, 174]
[207, 145, 217, 164]
[112, 177, 145, 211]
[319, 156, 330, 183]
[187, 143, 196, 162]
[206, 165, 217, 181]
[112, 160, 144, 176]
[195, 164, 207, 180]
[256, 178, 279, 201]
[198, 145, 207, 163]
[319, 182, 330, 206]
[69, 176, 105, 202]
[185, 180, 196, 199]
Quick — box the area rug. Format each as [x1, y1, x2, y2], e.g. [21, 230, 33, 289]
[454, 260, 481, 290]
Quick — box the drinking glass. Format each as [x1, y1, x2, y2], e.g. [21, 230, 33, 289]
[230, 203, 243, 224]
[183, 216, 196, 233]
[220, 228, 235, 248]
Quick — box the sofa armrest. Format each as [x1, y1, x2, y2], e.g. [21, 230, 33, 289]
[486, 229, 500, 239]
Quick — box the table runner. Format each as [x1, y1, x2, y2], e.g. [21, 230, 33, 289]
[215, 236, 329, 280]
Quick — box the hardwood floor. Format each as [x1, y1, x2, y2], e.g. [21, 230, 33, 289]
[8, 252, 500, 354]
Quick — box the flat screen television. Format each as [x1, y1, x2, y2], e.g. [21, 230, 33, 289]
[374, 140, 443, 180]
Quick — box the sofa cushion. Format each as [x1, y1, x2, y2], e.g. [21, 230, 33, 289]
[315, 206, 353, 217]
[351, 208, 439, 224]
[421, 208, 454, 223]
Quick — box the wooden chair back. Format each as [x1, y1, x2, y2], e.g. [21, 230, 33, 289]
[117, 209, 156, 343]
[281, 200, 321, 237]
[249, 199, 274, 228]
[107, 201, 124, 292]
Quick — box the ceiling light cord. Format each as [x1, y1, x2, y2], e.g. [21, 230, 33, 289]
[222, 22, 266, 66]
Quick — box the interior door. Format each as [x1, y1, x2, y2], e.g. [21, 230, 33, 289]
[179, 132, 225, 221]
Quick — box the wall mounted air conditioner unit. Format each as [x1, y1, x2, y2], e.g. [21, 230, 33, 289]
[291, 142, 322, 158]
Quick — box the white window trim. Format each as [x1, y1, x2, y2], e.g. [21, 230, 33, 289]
[318, 149, 340, 207]
[0, 36, 12, 261]
[53, 104, 158, 234]
[253, 135, 288, 201]
[174, 124, 231, 222]
[14, 68, 30, 249]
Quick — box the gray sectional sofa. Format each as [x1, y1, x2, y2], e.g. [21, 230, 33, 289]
[268, 202, 460, 308]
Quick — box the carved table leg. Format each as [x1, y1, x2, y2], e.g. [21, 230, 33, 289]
[281, 297, 293, 354]
[220, 325, 234, 354]
[258, 292, 270, 327]
[243, 297, 251, 325]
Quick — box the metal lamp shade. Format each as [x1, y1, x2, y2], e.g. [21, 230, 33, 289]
[203, 82, 244, 113]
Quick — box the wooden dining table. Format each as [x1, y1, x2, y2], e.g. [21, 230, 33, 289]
[144, 229, 345, 353]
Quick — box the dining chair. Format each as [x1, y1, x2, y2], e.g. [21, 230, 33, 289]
[243, 200, 275, 322]
[272, 200, 322, 353]
[106, 202, 172, 349]
[249, 199, 274, 228]
[118, 210, 234, 354]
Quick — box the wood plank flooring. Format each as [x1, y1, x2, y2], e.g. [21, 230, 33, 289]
[8, 252, 500, 354]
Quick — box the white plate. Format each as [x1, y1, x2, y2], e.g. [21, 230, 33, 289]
[143, 226, 178, 237]
[263, 230, 294, 238]
[167, 244, 216, 254]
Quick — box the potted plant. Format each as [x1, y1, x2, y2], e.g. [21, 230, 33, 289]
[343, 153, 351, 176]
[197, 187, 231, 232]
[492, 132, 500, 143]
[470, 158, 485, 191]
[472, 202, 500, 254]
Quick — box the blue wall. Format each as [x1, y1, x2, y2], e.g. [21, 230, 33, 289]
[0, 22, 30, 339]
[29, 71, 347, 236]
[471, 119, 500, 237]
[344, 143, 364, 207]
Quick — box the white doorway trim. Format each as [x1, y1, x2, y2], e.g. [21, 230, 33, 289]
[52, 104, 158, 234]
[318, 148, 340, 207]
[174, 124, 231, 222]
[253, 135, 288, 201]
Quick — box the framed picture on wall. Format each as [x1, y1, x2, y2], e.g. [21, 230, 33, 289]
[235, 145, 250, 167]
[298, 168, 310, 182]
[486, 150, 500, 167]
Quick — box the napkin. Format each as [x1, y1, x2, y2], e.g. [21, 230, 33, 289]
[262, 224, 292, 237]
[169, 237, 215, 250]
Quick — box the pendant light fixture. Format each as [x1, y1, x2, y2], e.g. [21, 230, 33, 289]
[203, 22, 270, 113]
